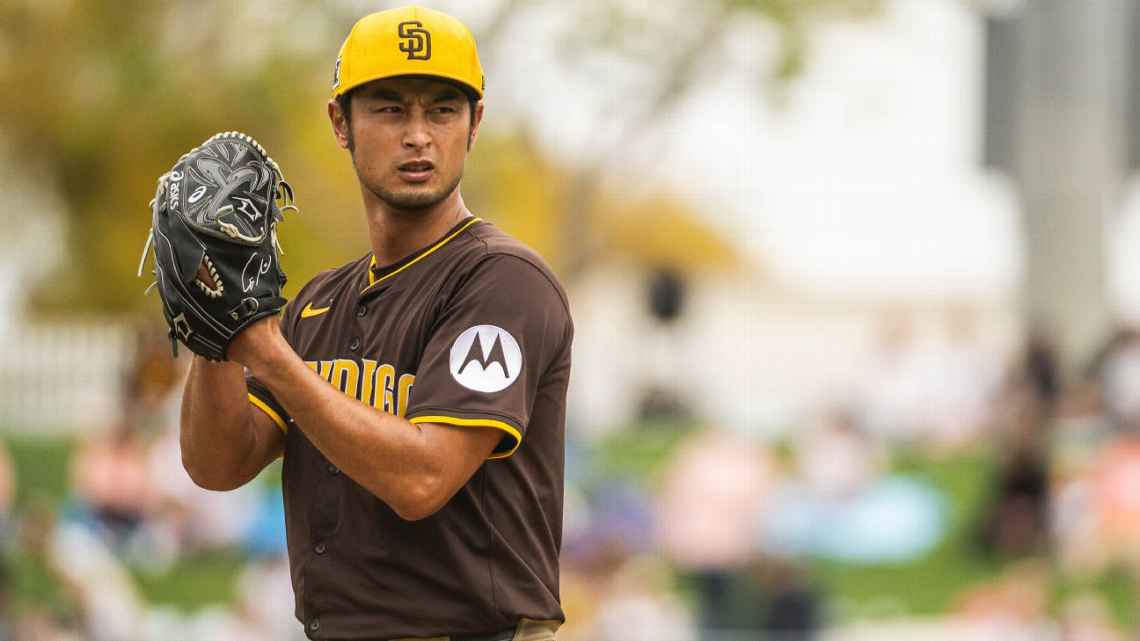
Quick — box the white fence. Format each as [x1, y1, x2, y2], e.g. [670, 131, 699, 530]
[0, 322, 131, 435]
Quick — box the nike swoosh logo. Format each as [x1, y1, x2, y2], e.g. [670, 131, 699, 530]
[300, 302, 332, 319]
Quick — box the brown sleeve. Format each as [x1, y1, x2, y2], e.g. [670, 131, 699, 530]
[405, 255, 570, 458]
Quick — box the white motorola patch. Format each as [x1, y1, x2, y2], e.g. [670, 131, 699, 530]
[449, 325, 523, 393]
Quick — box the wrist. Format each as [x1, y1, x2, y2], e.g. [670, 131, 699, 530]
[228, 315, 288, 377]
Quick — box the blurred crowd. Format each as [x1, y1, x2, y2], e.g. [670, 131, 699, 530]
[1, 327, 297, 641]
[554, 296, 1140, 641]
[5, 303, 1140, 640]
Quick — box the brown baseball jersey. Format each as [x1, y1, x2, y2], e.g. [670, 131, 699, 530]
[246, 217, 573, 640]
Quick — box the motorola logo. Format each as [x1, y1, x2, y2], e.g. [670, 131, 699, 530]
[449, 325, 522, 393]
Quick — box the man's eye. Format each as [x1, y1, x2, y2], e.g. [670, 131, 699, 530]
[372, 106, 401, 114]
[433, 106, 456, 114]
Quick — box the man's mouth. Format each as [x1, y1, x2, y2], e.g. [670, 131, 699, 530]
[397, 160, 435, 183]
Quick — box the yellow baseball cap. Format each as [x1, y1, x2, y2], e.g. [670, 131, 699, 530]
[332, 6, 484, 100]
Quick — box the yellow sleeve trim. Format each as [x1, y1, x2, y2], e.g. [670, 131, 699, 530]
[248, 393, 288, 434]
[409, 415, 521, 460]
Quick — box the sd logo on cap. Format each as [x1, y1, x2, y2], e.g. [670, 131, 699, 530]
[332, 6, 485, 100]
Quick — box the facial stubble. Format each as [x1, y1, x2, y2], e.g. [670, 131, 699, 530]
[365, 168, 463, 212]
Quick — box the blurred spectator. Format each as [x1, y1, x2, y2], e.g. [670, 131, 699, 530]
[1051, 381, 1113, 480]
[859, 312, 928, 442]
[925, 306, 1001, 447]
[978, 439, 1049, 558]
[47, 520, 145, 641]
[1048, 330, 1140, 575]
[1088, 437, 1140, 565]
[977, 331, 1056, 559]
[556, 551, 623, 641]
[859, 309, 1002, 448]
[566, 481, 655, 565]
[658, 429, 774, 569]
[1021, 325, 1062, 410]
[1095, 327, 1140, 431]
[588, 555, 696, 641]
[754, 557, 822, 641]
[0, 441, 14, 541]
[763, 409, 946, 564]
[1050, 381, 1113, 576]
[795, 407, 882, 500]
[656, 429, 775, 632]
[763, 481, 947, 565]
[954, 561, 1052, 633]
[68, 419, 157, 553]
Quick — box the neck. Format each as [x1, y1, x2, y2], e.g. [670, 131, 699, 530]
[363, 187, 470, 266]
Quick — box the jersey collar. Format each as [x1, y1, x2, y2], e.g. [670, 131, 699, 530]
[360, 216, 481, 296]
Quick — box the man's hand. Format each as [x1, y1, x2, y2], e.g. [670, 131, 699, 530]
[227, 316, 291, 378]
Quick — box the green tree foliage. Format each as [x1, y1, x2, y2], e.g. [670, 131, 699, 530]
[0, 1, 365, 314]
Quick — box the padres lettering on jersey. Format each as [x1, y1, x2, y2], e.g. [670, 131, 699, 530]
[306, 358, 415, 417]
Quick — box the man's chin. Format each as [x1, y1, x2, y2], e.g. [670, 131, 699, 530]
[376, 186, 448, 211]
[371, 175, 461, 212]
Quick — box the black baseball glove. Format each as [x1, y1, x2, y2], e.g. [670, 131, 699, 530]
[138, 131, 296, 361]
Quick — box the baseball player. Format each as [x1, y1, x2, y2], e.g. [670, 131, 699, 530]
[178, 6, 572, 641]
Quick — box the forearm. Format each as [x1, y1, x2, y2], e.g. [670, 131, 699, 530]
[247, 336, 442, 517]
[180, 357, 272, 490]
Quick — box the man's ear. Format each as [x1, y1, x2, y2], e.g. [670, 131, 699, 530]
[468, 100, 484, 150]
[328, 99, 351, 150]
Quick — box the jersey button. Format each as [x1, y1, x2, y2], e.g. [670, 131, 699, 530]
[356, 304, 367, 318]
[309, 619, 320, 632]
[315, 542, 327, 555]
[349, 337, 361, 351]
[327, 463, 340, 475]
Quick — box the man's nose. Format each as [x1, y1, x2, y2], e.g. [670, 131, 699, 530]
[402, 116, 431, 150]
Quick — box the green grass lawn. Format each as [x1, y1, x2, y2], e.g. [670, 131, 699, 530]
[7, 434, 73, 509]
[130, 550, 247, 610]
